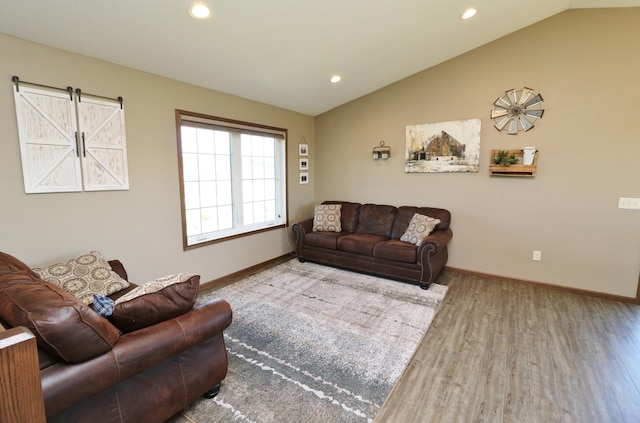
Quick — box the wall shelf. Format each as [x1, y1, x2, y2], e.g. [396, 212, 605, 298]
[489, 149, 537, 177]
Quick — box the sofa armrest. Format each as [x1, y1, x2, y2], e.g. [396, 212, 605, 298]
[417, 228, 453, 257]
[292, 218, 314, 256]
[41, 298, 232, 418]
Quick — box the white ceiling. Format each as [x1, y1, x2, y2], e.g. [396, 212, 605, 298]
[1, 0, 638, 116]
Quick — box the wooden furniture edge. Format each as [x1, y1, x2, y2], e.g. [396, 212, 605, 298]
[0, 327, 46, 423]
[445, 266, 640, 305]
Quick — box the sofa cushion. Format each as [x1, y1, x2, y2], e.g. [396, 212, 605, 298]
[373, 240, 417, 263]
[110, 273, 199, 333]
[305, 231, 344, 250]
[355, 204, 397, 237]
[312, 204, 342, 232]
[33, 251, 130, 306]
[400, 213, 441, 246]
[323, 201, 361, 233]
[0, 272, 121, 363]
[337, 233, 389, 256]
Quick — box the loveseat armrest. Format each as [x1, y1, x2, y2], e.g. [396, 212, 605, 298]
[41, 298, 232, 418]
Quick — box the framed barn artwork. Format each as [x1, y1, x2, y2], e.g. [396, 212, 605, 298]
[405, 118, 481, 173]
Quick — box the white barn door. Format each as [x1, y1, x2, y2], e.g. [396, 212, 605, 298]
[13, 84, 129, 193]
[13, 86, 82, 193]
[76, 96, 129, 191]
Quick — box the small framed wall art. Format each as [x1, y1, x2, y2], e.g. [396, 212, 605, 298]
[299, 158, 309, 171]
[299, 172, 309, 184]
[299, 144, 308, 156]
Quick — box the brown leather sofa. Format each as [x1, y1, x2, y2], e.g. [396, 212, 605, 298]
[292, 201, 452, 289]
[0, 251, 232, 423]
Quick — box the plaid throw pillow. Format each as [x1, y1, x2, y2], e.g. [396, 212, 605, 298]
[93, 294, 115, 317]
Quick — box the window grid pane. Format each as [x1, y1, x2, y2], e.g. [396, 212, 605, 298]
[179, 115, 285, 247]
[241, 134, 276, 226]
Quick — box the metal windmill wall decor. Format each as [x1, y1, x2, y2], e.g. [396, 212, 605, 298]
[491, 87, 544, 134]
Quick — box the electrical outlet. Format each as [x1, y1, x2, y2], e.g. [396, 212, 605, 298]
[618, 197, 640, 209]
[532, 250, 541, 261]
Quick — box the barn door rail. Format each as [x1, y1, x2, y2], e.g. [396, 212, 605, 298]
[75, 88, 123, 109]
[12, 75, 73, 100]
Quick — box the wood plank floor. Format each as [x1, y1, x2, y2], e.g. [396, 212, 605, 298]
[374, 271, 640, 423]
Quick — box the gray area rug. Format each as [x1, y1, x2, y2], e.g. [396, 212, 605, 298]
[172, 260, 447, 423]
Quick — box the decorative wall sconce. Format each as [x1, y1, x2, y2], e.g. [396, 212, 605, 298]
[372, 141, 390, 160]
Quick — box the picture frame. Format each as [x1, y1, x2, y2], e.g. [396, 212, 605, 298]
[405, 118, 481, 173]
[299, 172, 309, 184]
[299, 158, 309, 171]
[298, 144, 308, 156]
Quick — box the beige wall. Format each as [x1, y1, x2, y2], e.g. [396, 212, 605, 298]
[0, 33, 315, 283]
[315, 9, 640, 298]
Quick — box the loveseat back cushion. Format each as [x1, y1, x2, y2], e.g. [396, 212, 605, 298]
[110, 273, 199, 333]
[322, 201, 361, 233]
[391, 206, 451, 239]
[355, 204, 397, 237]
[0, 272, 121, 363]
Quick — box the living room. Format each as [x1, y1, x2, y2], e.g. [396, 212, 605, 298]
[1, 5, 638, 302]
[0, 2, 639, 422]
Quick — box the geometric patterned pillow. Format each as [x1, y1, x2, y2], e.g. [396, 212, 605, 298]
[312, 204, 342, 232]
[32, 251, 130, 306]
[400, 213, 441, 246]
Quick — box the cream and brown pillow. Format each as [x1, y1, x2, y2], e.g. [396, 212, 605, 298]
[313, 204, 342, 232]
[33, 251, 130, 305]
[400, 213, 441, 246]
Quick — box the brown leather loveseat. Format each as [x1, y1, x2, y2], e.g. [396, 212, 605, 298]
[292, 201, 452, 289]
[0, 251, 232, 423]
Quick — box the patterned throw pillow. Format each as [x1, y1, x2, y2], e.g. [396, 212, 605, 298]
[400, 213, 441, 246]
[33, 251, 130, 305]
[313, 204, 342, 232]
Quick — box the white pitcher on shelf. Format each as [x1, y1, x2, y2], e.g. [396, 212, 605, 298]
[523, 147, 536, 165]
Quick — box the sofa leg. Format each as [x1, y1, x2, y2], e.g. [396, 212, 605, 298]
[297, 257, 306, 263]
[203, 383, 221, 399]
[419, 282, 430, 290]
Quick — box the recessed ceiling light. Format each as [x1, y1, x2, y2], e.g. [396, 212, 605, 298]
[330, 75, 342, 84]
[461, 8, 477, 20]
[189, 3, 211, 19]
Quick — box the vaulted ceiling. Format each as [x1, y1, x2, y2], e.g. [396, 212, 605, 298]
[1, 0, 638, 116]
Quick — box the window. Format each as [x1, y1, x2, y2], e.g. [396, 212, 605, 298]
[176, 110, 287, 249]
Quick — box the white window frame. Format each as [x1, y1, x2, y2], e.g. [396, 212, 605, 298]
[176, 110, 288, 249]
